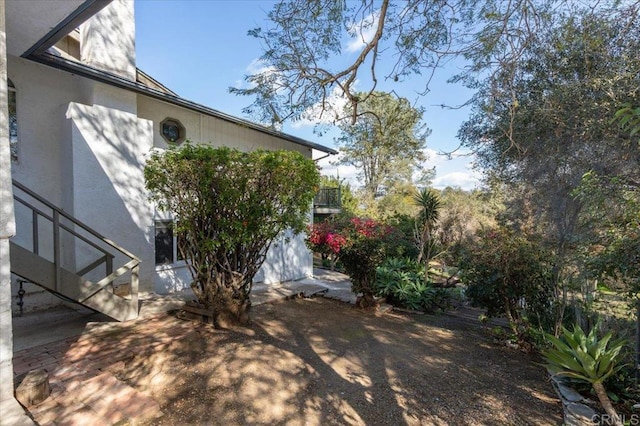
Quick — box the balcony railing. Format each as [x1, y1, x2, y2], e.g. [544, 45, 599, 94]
[314, 187, 341, 210]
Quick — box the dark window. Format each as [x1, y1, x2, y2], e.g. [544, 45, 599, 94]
[155, 221, 174, 265]
[8, 79, 17, 162]
[160, 117, 186, 145]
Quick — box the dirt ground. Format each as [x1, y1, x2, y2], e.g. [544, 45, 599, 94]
[121, 297, 562, 426]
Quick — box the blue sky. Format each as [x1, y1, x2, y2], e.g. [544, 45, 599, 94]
[135, 1, 481, 190]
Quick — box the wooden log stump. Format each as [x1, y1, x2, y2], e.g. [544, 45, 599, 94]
[15, 368, 50, 407]
[182, 301, 216, 325]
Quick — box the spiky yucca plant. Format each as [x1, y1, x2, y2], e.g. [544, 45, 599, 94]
[542, 325, 627, 426]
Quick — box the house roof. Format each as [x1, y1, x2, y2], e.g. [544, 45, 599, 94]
[27, 52, 337, 155]
[136, 69, 178, 96]
[8, 0, 109, 57]
[16, 0, 336, 155]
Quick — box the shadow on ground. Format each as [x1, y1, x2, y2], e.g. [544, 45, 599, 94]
[110, 298, 562, 426]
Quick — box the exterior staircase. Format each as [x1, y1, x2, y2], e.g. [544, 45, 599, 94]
[9, 180, 140, 321]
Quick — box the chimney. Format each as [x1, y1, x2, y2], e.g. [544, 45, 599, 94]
[80, 0, 135, 81]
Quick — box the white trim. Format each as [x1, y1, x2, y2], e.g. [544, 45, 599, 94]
[154, 260, 188, 272]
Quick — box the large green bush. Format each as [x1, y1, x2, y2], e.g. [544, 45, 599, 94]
[145, 144, 320, 326]
[459, 227, 555, 336]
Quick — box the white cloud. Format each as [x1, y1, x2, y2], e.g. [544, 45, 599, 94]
[291, 84, 355, 129]
[426, 148, 482, 190]
[246, 58, 275, 77]
[231, 58, 278, 92]
[432, 171, 482, 191]
[315, 152, 360, 188]
[316, 148, 483, 192]
[422, 148, 445, 168]
[345, 11, 380, 53]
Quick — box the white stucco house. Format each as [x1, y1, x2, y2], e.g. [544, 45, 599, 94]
[0, 0, 335, 416]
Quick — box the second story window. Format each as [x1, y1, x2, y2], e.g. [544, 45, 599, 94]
[8, 79, 18, 162]
[160, 118, 186, 145]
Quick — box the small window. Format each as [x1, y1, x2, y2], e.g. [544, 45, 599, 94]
[155, 220, 188, 265]
[8, 79, 18, 162]
[155, 221, 174, 265]
[160, 117, 186, 145]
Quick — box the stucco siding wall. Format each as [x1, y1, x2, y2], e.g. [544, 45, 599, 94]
[8, 57, 156, 310]
[8, 57, 89, 208]
[67, 102, 154, 293]
[8, 57, 92, 310]
[80, 0, 135, 81]
[254, 231, 313, 284]
[0, 0, 16, 401]
[137, 95, 315, 290]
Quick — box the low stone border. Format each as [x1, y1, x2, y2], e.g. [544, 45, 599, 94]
[550, 376, 598, 425]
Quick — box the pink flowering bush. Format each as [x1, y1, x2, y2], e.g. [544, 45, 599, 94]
[325, 233, 347, 253]
[307, 217, 400, 307]
[307, 220, 343, 269]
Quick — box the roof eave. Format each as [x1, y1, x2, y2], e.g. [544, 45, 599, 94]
[28, 52, 338, 155]
[21, 0, 112, 58]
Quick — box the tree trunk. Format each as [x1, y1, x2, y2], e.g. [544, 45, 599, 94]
[635, 298, 639, 384]
[211, 296, 251, 328]
[354, 276, 377, 308]
[503, 296, 519, 336]
[356, 292, 377, 308]
[192, 274, 252, 328]
[592, 381, 622, 426]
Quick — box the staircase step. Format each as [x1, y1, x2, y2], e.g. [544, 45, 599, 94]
[10, 242, 138, 322]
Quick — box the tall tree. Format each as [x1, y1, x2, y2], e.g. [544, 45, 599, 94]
[459, 7, 640, 330]
[230, 0, 556, 127]
[574, 171, 640, 381]
[335, 91, 429, 203]
[464, 7, 640, 217]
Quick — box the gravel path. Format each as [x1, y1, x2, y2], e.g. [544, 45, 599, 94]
[128, 298, 562, 425]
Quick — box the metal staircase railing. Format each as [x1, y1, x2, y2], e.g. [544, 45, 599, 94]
[10, 179, 140, 321]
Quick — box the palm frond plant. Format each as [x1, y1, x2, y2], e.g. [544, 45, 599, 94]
[542, 324, 627, 425]
[412, 189, 441, 283]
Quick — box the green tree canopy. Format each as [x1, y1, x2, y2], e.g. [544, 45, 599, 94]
[335, 91, 429, 202]
[230, 0, 559, 127]
[459, 8, 640, 267]
[144, 145, 320, 326]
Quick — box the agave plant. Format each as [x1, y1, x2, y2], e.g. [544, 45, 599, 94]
[542, 325, 627, 426]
